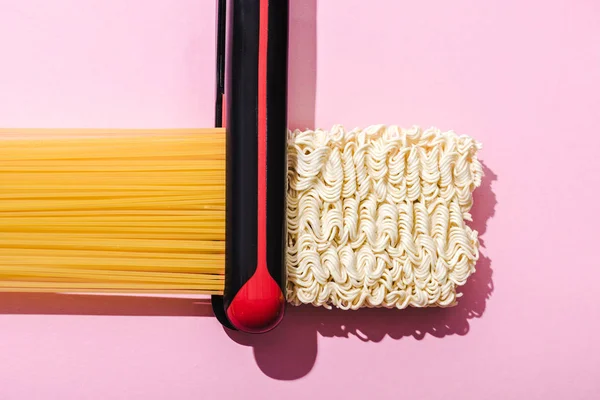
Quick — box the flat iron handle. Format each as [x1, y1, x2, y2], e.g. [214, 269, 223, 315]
[213, 0, 289, 334]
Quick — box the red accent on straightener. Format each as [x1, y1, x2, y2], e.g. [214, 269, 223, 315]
[226, 0, 284, 333]
[257, 0, 268, 271]
[226, 269, 284, 333]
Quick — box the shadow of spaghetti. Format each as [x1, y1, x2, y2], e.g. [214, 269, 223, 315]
[0, 293, 214, 317]
[225, 162, 497, 380]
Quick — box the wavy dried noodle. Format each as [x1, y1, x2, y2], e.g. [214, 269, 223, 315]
[286, 124, 483, 309]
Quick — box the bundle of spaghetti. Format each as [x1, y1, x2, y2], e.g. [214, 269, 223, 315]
[286, 124, 483, 309]
[0, 129, 226, 294]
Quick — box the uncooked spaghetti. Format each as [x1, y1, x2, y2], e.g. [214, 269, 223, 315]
[0, 129, 226, 294]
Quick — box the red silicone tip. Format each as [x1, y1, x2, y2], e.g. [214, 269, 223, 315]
[226, 270, 285, 333]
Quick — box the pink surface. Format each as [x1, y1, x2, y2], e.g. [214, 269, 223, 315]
[1, 0, 599, 398]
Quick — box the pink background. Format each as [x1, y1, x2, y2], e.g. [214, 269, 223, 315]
[1, 0, 599, 398]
